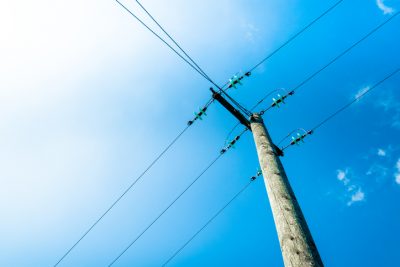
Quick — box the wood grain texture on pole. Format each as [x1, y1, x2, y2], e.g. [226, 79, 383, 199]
[250, 113, 323, 267]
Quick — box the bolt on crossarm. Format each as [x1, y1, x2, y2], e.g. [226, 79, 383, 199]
[250, 113, 323, 267]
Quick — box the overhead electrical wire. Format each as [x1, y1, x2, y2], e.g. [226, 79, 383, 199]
[217, 0, 345, 91]
[115, 0, 219, 88]
[54, 1, 348, 265]
[220, 89, 253, 117]
[247, 0, 345, 74]
[162, 175, 259, 266]
[53, 125, 190, 267]
[108, 129, 248, 266]
[104, 2, 397, 265]
[224, 88, 285, 143]
[290, 11, 400, 95]
[134, 0, 213, 83]
[212, 0, 345, 112]
[110, 4, 355, 251]
[55, 1, 222, 264]
[222, 0, 346, 141]
[123, 0, 345, 109]
[277, 128, 309, 146]
[108, 154, 223, 266]
[310, 67, 400, 132]
[121, 0, 346, 141]
[281, 67, 400, 151]
[226, 10, 399, 149]
[258, 10, 400, 114]
[162, 68, 400, 266]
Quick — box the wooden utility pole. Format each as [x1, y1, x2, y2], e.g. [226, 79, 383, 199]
[210, 88, 323, 267]
[250, 113, 323, 267]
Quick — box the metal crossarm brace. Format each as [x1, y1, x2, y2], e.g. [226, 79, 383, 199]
[210, 88, 251, 131]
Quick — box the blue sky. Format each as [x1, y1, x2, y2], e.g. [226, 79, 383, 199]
[1, 0, 400, 266]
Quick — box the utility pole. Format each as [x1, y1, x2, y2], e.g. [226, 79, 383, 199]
[250, 113, 323, 267]
[211, 88, 323, 267]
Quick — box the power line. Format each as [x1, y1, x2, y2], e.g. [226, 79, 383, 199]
[115, 0, 217, 87]
[122, 0, 346, 130]
[258, 10, 400, 114]
[216, 0, 344, 95]
[108, 155, 223, 266]
[226, 88, 289, 142]
[55, 1, 354, 264]
[293, 12, 400, 94]
[311, 67, 400, 132]
[134, 0, 214, 84]
[53, 125, 190, 267]
[247, 0, 344, 74]
[108, 130, 248, 266]
[281, 67, 400, 151]
[222, 0, 346, 141]
[56, 1, 220, 262]
[118, 0, 346, 114]
[55, 2, 253, 264]
[162, 171, 261, 266]
[225, 10, 399, 153]
[111, 2, 396, 265]
[124, 0, 344, 92]
[278, 128, 309, 146]
[122, 0, 346, 115]
[220, 89, 252, 117]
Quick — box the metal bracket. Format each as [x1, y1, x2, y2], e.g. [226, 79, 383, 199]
[210, 88, 251, 131]
[273, 144, 284, 157]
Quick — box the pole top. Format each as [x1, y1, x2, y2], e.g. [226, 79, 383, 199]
[250, 113, 263, 123]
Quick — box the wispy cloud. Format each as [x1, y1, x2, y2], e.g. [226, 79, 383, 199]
[336, 169, 366, 206]
[376, 92, 400, 129]
[351, 87, 399, 129]
[366, 163, 389, 177]
[377, 148, 387, 157]
[354, 86, 370, 101]
[365, 146, 400, 183]
[376, 0, 395, 15]
[337, 169, 350, 185]
[336, 146, 400, 207]
[378, 94, 400, 112]
[348, 189, 365, 206]
[395, 159, 400, 185]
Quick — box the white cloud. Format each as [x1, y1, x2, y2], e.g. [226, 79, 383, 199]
[378, 149, 387, 157]
[336, 168, 366, 206]
[376, 0, 395, 15]
[347, 185, 357, 192]
[354, 86, 370, 101]
[337, 170, 346, 180]
[337, 169, 350, 185]
[396, 174, 400, 184]
[348, 189, 365, 206]
[395, 159, 400, 185]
